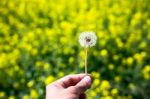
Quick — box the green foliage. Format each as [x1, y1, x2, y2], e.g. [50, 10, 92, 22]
[0, 0, 150, 99]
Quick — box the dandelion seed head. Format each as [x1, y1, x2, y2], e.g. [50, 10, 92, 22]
[79, 31, 97, 48]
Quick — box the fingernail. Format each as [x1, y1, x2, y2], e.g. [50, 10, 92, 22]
[83, 76, 91, 85]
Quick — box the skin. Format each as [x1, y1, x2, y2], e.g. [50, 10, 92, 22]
[46, 74, 92, 99]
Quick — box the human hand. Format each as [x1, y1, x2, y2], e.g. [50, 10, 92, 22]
[46, 74, 92, 99]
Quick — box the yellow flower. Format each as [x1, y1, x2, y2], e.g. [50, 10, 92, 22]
[114, 76, 121, 82]
[108, 64, 114, 70]
[8, 96, 15, 99]
[27, 80, 34, 88]
[93, 79, 100, 86]
[0, 92, 5, 98]
[102, 90, 109, 96]
[99, 39, 106, 47]
[60, 36, 68, 44]
[23, 95, 29, 99]
[30, 89, 39, 98]
[126, 57, 134, 66]
[116, 38, 124, 48]
[100, 49, 108, 57]
[113, 55, 119, 61]
[133, 53, 142, 63]
[79, 50, 85, 59]
[69, 57, 74, 64]
[128, 83, 136, 91]
[44, 76, 55, 85]
[58, 72, 64, 77]
[79, 61, 84, 68]
[31, 48, 38, 56]
[142, 65, 150, 80]
[43, 63, 50, 71]
[90, 91, 96, 97]
[100, 80, 111, 90]
[101, 96, 113, 99]
[60, 21, 74, 33]
[141, 51, 147, 57]
[92, 72, 100, 78]
[14, 65, 20, 71]
[139, 42, 147, 49]
[111, 88, 119, 95]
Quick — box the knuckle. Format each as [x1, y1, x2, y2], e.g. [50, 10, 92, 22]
[68, 86, 78, 94]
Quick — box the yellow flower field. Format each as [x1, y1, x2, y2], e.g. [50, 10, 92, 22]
[0, 0, 150, 98]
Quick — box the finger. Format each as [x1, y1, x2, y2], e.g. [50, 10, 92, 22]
[56, 74, 90, 88]
[67, 76, 91, 94]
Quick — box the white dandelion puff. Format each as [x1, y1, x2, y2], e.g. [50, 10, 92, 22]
[78, 31, 97, 74]
[79, 31, 97, 48]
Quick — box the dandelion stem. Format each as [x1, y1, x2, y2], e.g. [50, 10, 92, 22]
[85, 48, 88, 74]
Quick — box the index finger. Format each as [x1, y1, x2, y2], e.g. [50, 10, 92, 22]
[56, 74, 90, 88]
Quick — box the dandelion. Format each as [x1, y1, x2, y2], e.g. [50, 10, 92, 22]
[79, 31, 97, 48]
[79, 31, 97, 74]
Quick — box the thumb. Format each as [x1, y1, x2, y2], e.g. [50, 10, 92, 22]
[68, 76, 91, 94]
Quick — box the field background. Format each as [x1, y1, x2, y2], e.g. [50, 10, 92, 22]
[0, 0, 150, 99]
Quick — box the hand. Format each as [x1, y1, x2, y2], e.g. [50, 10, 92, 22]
[46, 74, 92, 99]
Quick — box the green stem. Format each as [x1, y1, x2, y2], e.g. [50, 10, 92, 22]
[85, 48, 88, 74]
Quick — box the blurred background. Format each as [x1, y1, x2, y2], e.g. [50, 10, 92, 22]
[0, 0, 150, 99]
